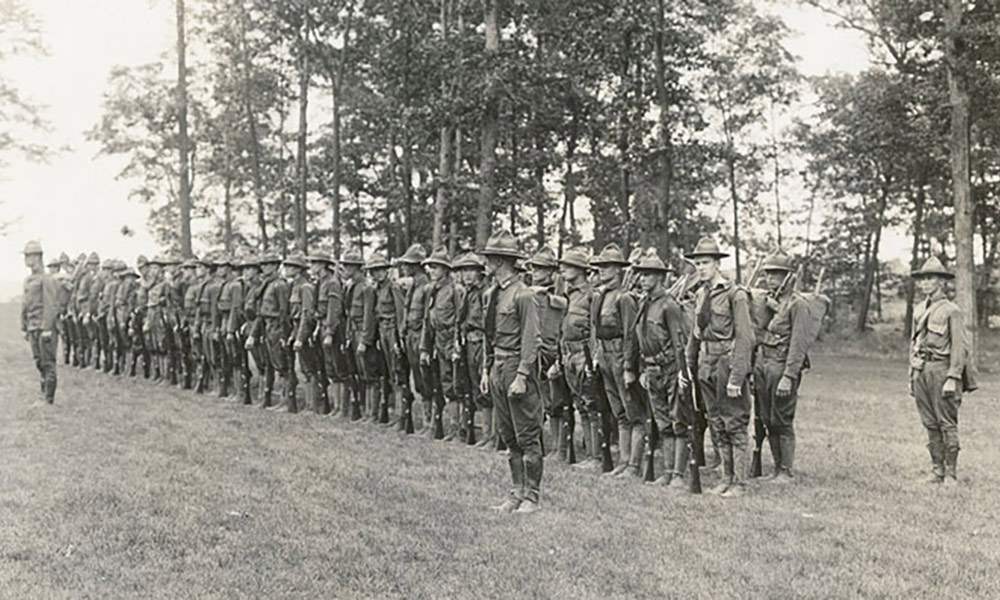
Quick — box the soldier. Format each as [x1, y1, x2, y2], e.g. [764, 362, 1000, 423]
[255, 254, 292, 410]
[73, 252, 99, 368]
[242, 255, 269, 405]
[98, 259, 120, 373]
[202, 255, 228, 394]
[338, 250, 366, 420]
[282, 254, 313, 414]
[481, 230, 542, 514]
[453, 252, 490, 446]
[212, 255, 239, 398]
[397, 244, 430, 431]
[355, 254, 386, 422]
[176, 258, 200, 389]
[21, 241, 60, 404]
[144, 256, 168, 382]
[60, 254, 79, 366]
[313, 254, 346, 416]
[527, 247, 571, 458]
[681, 237, 755, 498]
[590, 243, 641, 476]
[420, 247, 462, 440]
[115, 265, 140, 376]
[304, 254, 334, 413]
[88, 258, 110, 371]
[130, 255, 152, 378]
[909, 257, 968, 486]
[48, 253, 72, 365]
[368, 253, 404, 425]
[226, 256, 253, 403]
[624, 251, 691, 486]
[162, 256, 185, 387]
[191, 257, 213, 393]
[557, 248, 601, 469]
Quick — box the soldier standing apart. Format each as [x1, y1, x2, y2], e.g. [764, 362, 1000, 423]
[624, 251, 691, 486]
[754, 251, 810, 481]
[590, 244, 641, 476]
[420, 247, 461, 439]
[909, 257, 968, 486]
[397, 244, 430, 431]
[21, 241, 60, 404]
[682, 237, 755, 497]
[481, 230, 543, 514]
[369, 253, 404, 425]
[453, 253, 491, 446]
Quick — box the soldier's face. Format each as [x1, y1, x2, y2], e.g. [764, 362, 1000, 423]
[764, 270, 786, 292]
[640, 271, 662, 293]
[917, 276, 942, 296]
[598, 264, 620, 284]
[693, 257, 719, 282]
[309, 263, 324, 279]
[262, 263, 277, 276]
[428, 264, 446, 282]
[485, 256, 501, 277]
[531, 266, 556, 286]
[371, 268, 388, 283]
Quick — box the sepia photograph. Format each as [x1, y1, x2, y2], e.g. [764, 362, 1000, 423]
[1, 0, 997, 597]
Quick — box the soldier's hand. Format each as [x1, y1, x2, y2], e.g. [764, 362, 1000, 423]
[547, 362, 561, 380]
[293, 339, 303, 352]
[678, 370, 690, 390]
[776, 376, 793, 398]
[942, 377, 958, 398]
[40, 330, 53, 341]
[226, 332, 236, 343]
[358, 342, 367, 355]
[420, 351, 431, 366]
[726, 382, 742, 399]
[508, 373, 527, 399]
[322, 335, 333, 348]
[245, 337, 255, 350]
[638, 371, 649, 390]
[480, 371, 490, 396]
[624, 369, 637, 387]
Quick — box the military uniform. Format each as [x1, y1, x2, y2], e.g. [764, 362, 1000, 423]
[88, 261, 109, 370]
[257, 256, 292, 407]
[399, 245, 430, 427]
[369, 254, 403, 424]
[482, 231, 543, 513]
[243, 257, 271, 404]
[145, 260, 169, 381]
[528, 247, 571, 458]
[216, 258, 241, 398]
[21, 241, 60, 403]
[314, 256, 346, 414]
[591, 244, 642, 474]
[558, 249, 599, 465]
[684, 238, 755, 496]
[116, 268, 140, 376]
[284, 255, 318, 413]
[421, 247, 462, 438]
[454, 252, 488, 444]
[73, 253, 98, 367]
[625, 252, 691, 485]
[909, 257, 968, 484]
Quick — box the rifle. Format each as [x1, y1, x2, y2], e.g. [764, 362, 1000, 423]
[685, 365, 703, 494]
[455, 334, 477, 445]
[643, 402, 659, 483]
[583, 343, 615, 473]
[421, 351, 445, 439]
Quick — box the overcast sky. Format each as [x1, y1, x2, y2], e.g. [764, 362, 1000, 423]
[0, 0, 870, 296]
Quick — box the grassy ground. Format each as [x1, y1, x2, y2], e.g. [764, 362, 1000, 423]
[1, 303, 998, 598]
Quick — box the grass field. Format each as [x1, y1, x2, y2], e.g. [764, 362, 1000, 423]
[1, 303, 998, 598]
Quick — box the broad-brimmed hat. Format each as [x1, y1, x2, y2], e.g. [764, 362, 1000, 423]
[308, 253, 335, 265]
[453, 252, 486, 270]
[258, 253, 282, 265]
[559, 247, 591, 270]
[479, 230, 525, 260]
[590, 243, 630, 266]
[366, 252, 391, 270]
[340, 249, 365, 266]
[397, 243, 427, 265]
[911, 256, 954, 279]
[136, 254, 149, 268]
[87, 251, 101, 265]
[633, 250, 671, 273]
[685, 237, 729, 260]
[181, 258, 199, 269]
[761, 250, 794, 272]
[283, 254, 308, 269]
[422, 246, 453, 269]
[528, 246, 558, 269]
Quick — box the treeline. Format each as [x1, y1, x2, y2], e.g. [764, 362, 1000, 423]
[87, 0, 1000, 340]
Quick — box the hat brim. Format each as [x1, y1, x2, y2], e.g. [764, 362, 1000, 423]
[558, 259, 590, 270]
[634, 266, 672, 273]
[422, 258, 453, 268]
[684, 251, 729, 260]
[527, 261, 559, 269]
[912, 270, 954, 279]
[479, 248, 525, 260]
[366, 263, 390, 270]
[591, 258, 631, 267]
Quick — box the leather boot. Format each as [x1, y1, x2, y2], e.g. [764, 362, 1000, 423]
[508, 451, 526, 503]
[286, 376, 299, 414]
[441, 402, 460, 441]
[650, 435, 676, 485]
[722, 443, 748, 498]
[521, 451, 543, 508]
[617, 427, 644, 479]
[609, 424, 632, 476]
[706, 427, 722, 470]
[312, 380, 329, 414]
[925, 429, 945, 483]
[709, 444, 733, 495]
[779, 432, 796, 480]
[767, 431, 783, 479]
[943, 448, 958, 486]
[557, 416, 570, 462]
[668, 438, 690, 490]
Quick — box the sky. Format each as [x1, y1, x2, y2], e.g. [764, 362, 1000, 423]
[0, 0, 872, 298]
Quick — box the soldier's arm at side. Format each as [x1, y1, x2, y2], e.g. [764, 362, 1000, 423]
[516, 289, 540, 378]
[42, 275, 60, 333]
[361, 285, 377, 346]
[728, 288, 756, 387]
[947, 306, 966, 381]
[782, 297, 811, 380]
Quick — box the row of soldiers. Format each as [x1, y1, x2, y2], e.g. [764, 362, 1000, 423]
[34, 230, 835, 512]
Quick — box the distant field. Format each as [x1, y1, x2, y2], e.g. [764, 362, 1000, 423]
[0, 303, 998, 598]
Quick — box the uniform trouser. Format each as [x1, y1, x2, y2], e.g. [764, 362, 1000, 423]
[298, 340, 326, 413]
[491, 354, 543, 504]
[563, 347, 597, 419]
[29, 331, 58, 403]
[323, 332, 349, 384]
[115, 323, 130, 372]
[644, 360, 689, 438]
[97, 315, 112, 370]
[89, 316, 102, 367]
[227, 332, 250, 399]
[538, 349, 571, 418]
[465, 339, 489, 409]
[697, 351, 750, 467]
[405, 329, 427, 399]
[598, 338, 643, 427]
[912, 359, 961, 464]
[201, 324, 218, 386]
[60, 316, 71, 363]
[77, 315, 91, 364]
[264, 319, 291, 381]
[248, 333, 271, 398]
[754, 356, 800, 470]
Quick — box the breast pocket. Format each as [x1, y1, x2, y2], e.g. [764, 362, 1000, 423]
[926, 317, 948, 345]
[497, 306, 519, 337]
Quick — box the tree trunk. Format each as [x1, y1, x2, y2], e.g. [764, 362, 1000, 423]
[475, 0, 500, 248]
[856, 188, 888, 332]
[771, 100, 782, 248]
[331, 80, 342, 258]
[617, 29, 633, 251]
[175, 0, 192, 257]
[904, 177, 926, 339]
[237, 0, 268, 250]
[944, 0, 976, 363]
[728, 152, 741, 283]
[295, 0, 310, 254]
[223, 167, 233, 253]
[432, 0, 452, 250]
[535, 125, 545, 249]
[653, 0, 673, 258]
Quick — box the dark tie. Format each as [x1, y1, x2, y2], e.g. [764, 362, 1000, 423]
[485, 284, 500, 342]
[697, 285, 712, 332]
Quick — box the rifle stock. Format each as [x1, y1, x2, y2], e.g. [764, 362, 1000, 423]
[686, 368, 703, 494]
[583, 344, 615, 473]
